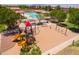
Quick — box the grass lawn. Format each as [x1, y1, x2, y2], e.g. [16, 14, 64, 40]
[65, 22, 79, 29]
[56, 40, 79, 55]
[0, 24, 6, 32]
[60, 22, 79, 33]
[61, 22, 79, 29]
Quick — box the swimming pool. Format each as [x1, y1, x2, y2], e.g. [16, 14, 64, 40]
[24, 12, 41, 19]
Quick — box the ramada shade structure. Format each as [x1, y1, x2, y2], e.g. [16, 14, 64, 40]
[25, 21, 31, 27]
[18, 21, 31, 28]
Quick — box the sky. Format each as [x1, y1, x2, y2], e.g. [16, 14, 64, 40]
[2, 4, 79, 8]
[30, 4, 79, 8]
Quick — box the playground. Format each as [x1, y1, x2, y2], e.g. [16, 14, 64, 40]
[1, 21, 78, 55]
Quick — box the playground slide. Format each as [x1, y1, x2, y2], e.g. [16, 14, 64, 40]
[18, 40, 26, 46]
[12, 34, 21, 42]
[12, 33, 26, 46]
[12, 32, 26, 40]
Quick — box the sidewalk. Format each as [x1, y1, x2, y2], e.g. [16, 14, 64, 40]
[0, 32, 21, 55]
[1, 44, 21, 55]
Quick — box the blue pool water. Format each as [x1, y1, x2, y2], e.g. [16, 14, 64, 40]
[24, 12, 40, 19]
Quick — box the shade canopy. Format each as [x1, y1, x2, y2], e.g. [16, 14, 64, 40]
[25, 21, 31, 27]
[19, 23, 26, 28]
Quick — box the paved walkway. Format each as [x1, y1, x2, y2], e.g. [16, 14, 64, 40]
[1, 34, 15, 53]
[2, 44, 21, 55]
[0, 32, 21, 55]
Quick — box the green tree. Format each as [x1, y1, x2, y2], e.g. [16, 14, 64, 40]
[0, 5, 24, 26]
[55, 5, 61, 10]
[19, 5, 29, 10]
[44, 6, 52, 11]
[68, 7, 79, 25]
[50, 9, 66, 22]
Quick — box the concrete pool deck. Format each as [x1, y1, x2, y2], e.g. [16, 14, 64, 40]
[1, 23, 79, 55]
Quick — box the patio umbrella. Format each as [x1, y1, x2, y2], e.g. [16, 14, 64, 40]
[19, 23, 26, 30]
[25, 21, 31, 27]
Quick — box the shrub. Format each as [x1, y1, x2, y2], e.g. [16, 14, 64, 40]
[20, 44, 42, 55]
[29, 44, 41, 55]
[20, 46, 29, 55]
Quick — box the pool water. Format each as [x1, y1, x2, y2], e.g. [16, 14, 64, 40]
[24, 12, 40, 19]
